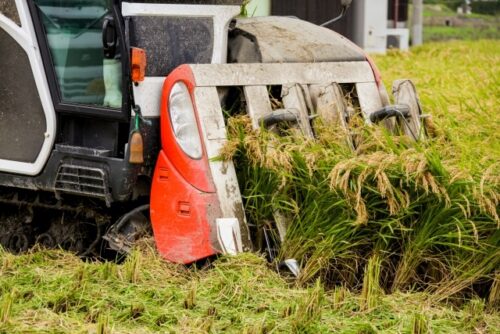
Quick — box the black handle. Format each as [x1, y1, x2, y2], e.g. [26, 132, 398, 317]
[102, 15, 117, 59]
[370, 105, 410, 123]
[259, 109, 299, 128]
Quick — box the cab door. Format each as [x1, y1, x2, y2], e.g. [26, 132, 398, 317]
[0, 0, 56, 176]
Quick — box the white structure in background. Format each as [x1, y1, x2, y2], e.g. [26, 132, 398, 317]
[457, 0, 472, 15]
[386, 0, 411, 51]
[353, 0, 389, 53]
[246, 0, 410, 53]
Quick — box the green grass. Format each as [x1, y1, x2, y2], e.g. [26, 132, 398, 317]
[374, 40, 500, 171]
[421, 3, 499, 41]
[423, 4, 456, 18]
[0, 41, 499, 333]
[424, 26, 500, 41]
[422, 5, 496, 21]
[423, 4, 497, 19]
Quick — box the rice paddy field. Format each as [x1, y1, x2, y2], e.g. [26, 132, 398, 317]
[0, 40, 499, 333]
[422, 4, 500, 41]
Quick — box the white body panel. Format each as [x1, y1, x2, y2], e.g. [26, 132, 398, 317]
[187, 61, 383, 122]
[194, 86, 252, 251]
[216, 218, 243, 255]
[132, 77, 165, 118]
[138, 61, 377, 118]
[0, 0, 56, 176]
[356, 82, 384, 123]
[189, 62, 375, 87]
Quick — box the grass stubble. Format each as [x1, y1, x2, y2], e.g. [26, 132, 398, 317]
[0, 41, 498, 333]
[0, 246, 498, 333]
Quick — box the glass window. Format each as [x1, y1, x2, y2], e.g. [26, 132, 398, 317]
[34, 0, 122, 108]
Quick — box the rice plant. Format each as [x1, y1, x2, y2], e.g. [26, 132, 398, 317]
[360, 255, 382, 311]
[222, 41, 499, 302]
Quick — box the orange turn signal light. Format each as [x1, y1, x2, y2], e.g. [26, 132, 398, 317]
[131, 47, 146, 83]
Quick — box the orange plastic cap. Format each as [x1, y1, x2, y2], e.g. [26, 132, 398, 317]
[131, 47, 146, 83]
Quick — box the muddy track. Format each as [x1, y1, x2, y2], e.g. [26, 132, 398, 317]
[0, 186, 113, 257]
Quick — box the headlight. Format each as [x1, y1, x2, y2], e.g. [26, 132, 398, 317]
[168, 82, 203, 159]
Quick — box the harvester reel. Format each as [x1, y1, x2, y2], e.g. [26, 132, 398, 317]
[392, 79, 425, 140]
[309, 82, 355, 149]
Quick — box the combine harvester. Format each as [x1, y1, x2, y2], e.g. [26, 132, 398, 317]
[0, 0, 424, 270]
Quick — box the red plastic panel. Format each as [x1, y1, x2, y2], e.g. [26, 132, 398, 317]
[159, 65, 215, 193]
[365, 55, 383, 87]
[331, 30, 383, 87]
[151, 150, 220, 264]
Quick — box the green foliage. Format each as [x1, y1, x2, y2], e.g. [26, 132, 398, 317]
[240, 0, 251, 17]
[423, 2, 499, 41]
[424, 0, 464, 10]
[0, 290, 14, 324]
[360, 255, 382, 311]
[410, 311, 431, 334]
[424, 26, 500, 41]
[471, 1, 500, 15]
[373, 40, 500, 172]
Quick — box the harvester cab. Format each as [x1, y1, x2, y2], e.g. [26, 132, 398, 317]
[0, 1, 425, 265]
